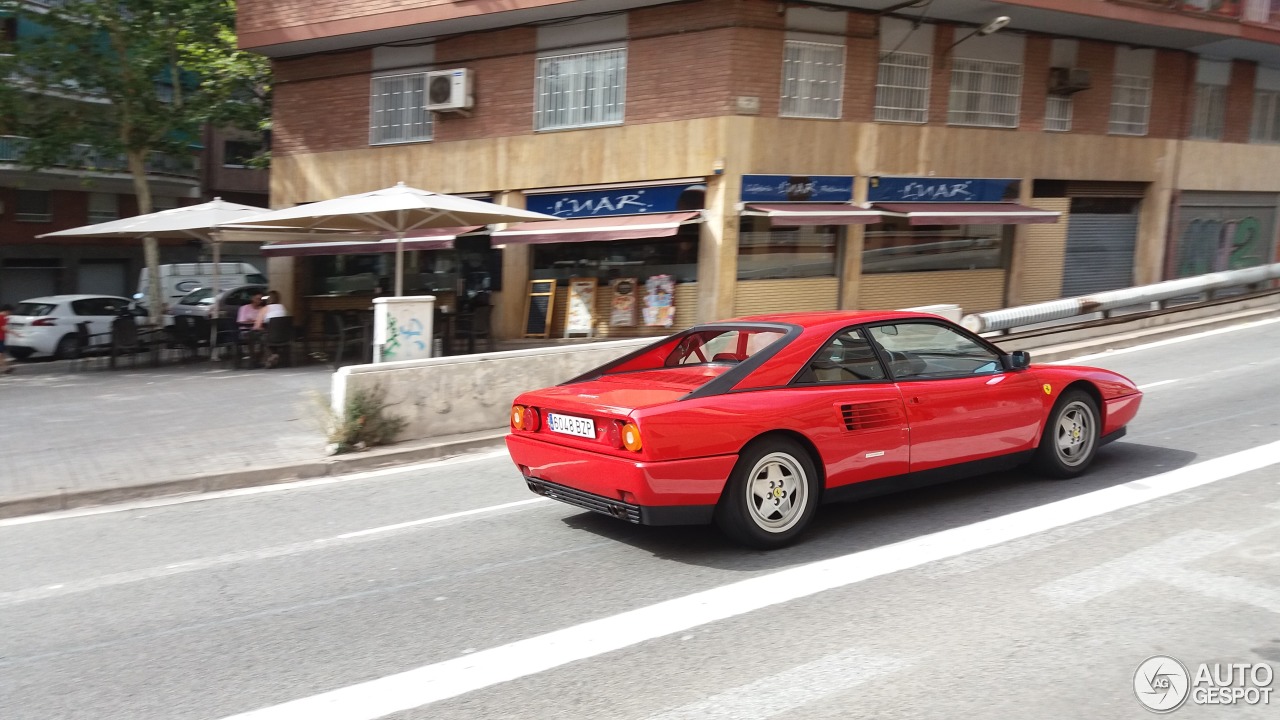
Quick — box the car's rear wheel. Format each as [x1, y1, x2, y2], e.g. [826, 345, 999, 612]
[715, 437, 820, 549]
[55, 334, 81, 360]
[1032, 389, 1100, 479]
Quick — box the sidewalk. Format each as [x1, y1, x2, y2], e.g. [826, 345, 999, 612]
[1, 300, 1276, 518]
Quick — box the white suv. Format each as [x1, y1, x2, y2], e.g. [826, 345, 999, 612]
[5, 295, 147, 360]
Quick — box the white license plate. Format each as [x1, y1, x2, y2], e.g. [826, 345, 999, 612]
[547, 412, 595, 439]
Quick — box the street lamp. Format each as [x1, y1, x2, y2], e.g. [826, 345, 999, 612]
[945, 15, 1012, 56]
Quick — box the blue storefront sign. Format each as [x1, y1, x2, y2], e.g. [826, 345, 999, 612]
[867, 177, 1017, 203]
[740, 174, 854, 203]
[526, 183, 706, 218]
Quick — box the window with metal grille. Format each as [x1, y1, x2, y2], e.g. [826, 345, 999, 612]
[1251, 90, 1280, 143]
[535, 47, 627, 131]
[1190, 83, 1226, 140]
[1108, 74, 1151, 135]
[370, 73, 432, 145]
[781, 41, 845, 119]
[947, 58, 1022, 128]
[1045, 95, 1072, 132]
[875, 51, 930, 123]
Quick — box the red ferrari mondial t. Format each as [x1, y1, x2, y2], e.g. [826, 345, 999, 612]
[506, 310, 1141, 549]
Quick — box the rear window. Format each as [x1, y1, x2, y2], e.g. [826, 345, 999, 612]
[665, 328, 785, 366]
[15, 302, 55, 317]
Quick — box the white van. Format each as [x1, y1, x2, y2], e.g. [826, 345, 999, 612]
[137, 263, 268, 305]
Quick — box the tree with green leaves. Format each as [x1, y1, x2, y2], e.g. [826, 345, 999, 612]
[0, 0, 270, 320]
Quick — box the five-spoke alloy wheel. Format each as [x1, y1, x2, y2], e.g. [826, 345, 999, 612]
[716, 437, 819, 549]
[1033, 388, 1101, 479]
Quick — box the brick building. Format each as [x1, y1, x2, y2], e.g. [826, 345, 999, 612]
[238, 0, 1280, 340]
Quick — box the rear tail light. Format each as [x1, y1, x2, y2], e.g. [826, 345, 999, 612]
[510, 405, 541, 432]
[32, 318, 57, 326]
[603, 421, 624, 449]
[621, 422, 643, 452]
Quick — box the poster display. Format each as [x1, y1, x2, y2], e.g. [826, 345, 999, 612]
[610, 277, 638, 327]
[642, 275, 676, 328]
[566, 277, 597, 337]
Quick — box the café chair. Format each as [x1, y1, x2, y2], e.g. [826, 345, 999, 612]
[263, 316, 295, 368]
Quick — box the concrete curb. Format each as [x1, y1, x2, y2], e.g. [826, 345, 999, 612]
[3, 302, 1277, 520]
[0, 430, 507, 520]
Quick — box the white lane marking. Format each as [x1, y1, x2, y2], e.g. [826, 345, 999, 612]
[645, 647, 914, 720]
[218, 439, 1280, 720]
[1050, 316, 1280, 365]
[334, 499, 547, 540]
[1161, 566, 1280, 614]
[0, 498, 549, 607]
[1137, 379, 1181, 390]
[922, 491, 1202, 579]
[0, 449, 510, 527]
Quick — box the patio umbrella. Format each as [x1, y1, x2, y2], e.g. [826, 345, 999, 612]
[40, 198, 274, 319]
[236, 182, 561, 295]
[39, 198, 360, 356]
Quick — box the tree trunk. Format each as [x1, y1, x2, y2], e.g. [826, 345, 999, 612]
[127, 149, 163, 325]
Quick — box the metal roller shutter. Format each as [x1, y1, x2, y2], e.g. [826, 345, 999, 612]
[1171, 192, 1277, 278]
[733, 277, 839, 316]
[1064, 181, 1146, 198]
[1061, 209, 1139, 297]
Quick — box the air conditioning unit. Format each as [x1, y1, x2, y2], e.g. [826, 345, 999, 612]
[1048, 67, 1092, 95]
[426, 68, 473, 112]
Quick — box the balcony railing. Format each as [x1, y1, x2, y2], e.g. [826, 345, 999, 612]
[0, 135, 197, 179]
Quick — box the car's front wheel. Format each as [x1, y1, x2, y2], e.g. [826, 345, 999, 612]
[716, 437, 820, 549]
[1032, 389, 1100, 479]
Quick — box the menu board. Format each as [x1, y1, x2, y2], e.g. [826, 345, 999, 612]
[566, 277, 597, 337]
[642, 275, 676, 328]
[523, 279, 556, 338]
[609, 277, 638, 327]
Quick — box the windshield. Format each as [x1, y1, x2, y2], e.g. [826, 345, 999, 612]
[664, 328, 785, 366]
[178, 288, 216, 306]
[14, 302, 56, 317]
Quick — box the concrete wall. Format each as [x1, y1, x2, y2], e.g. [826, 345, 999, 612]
[333, 337, 655, 441]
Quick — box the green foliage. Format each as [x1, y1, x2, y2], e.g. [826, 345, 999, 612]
[0, 0, 272, 206]
[322, 386, 407, 454]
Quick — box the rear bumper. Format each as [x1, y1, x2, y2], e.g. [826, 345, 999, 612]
[507, 434, 735, 526]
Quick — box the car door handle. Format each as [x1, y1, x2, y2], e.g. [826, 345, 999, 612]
[908, 396, 922, 404]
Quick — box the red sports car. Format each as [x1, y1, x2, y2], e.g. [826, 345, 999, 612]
[506, 310, 1141, 548]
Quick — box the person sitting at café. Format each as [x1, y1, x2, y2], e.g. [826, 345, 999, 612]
[252, 290, 288, 368]
[236, 292, 264, 330]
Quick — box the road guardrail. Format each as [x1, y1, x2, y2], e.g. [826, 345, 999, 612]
[961, 263, 1280, 334]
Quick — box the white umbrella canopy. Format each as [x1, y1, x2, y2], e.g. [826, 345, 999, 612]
[39, 197, 269, 242]
[238, 182, 561, 295]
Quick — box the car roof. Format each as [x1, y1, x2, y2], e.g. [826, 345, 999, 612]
[723, 309, 948, 331]
[17, 294, 130, 304]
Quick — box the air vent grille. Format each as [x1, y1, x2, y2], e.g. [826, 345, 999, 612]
[839, 400, 904, 431]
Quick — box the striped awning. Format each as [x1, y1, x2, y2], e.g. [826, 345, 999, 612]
[492, 212, 702, 245]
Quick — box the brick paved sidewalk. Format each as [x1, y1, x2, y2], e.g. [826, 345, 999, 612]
[0, 357, 333, 503]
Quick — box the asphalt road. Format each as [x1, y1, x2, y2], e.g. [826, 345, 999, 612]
[2, 318, 1279, 720]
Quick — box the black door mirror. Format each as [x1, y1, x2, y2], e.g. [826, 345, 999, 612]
[1006, 350, 1031, 370]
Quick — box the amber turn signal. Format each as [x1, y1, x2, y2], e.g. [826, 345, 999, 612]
[511, 405, 525, 430]
[621, 422, 643, 452]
